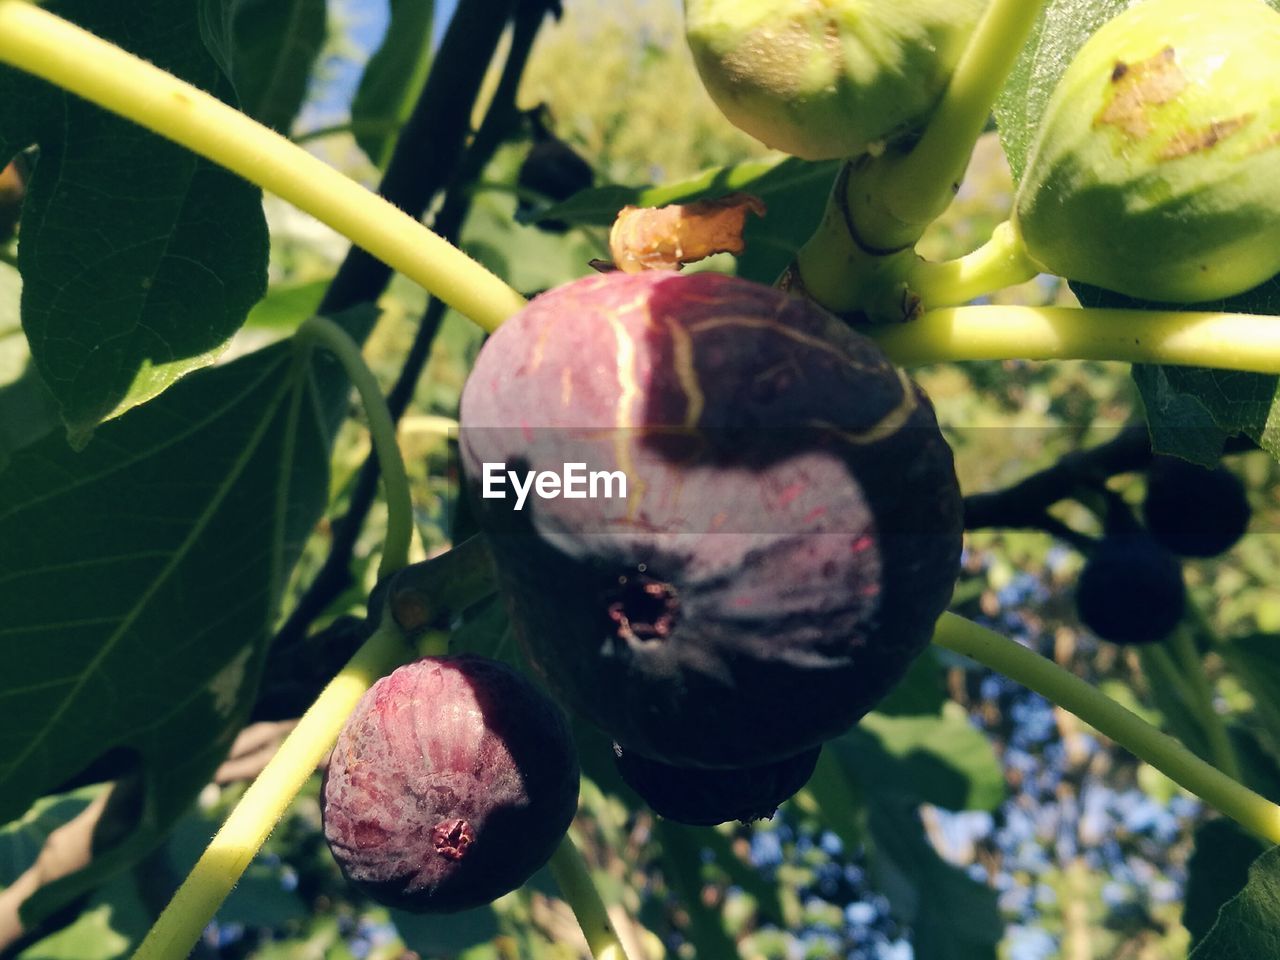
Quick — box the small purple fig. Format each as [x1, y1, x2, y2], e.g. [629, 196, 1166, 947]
[321, 655, 580, 913]
[1075, 535, 1185, 645]
[1144, 455, 1250, 558]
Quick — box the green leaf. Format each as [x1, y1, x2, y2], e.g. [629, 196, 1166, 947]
[1185, 819, 1268, 947]
[0, 788, 98, 886]
[866, 799, 1001, 960]
[1190, 843, 1280, 959]
[14, 872, 151, 960]
[992, 0, 1126, 184]
[874, 647, 949, 717]
[0, 0, 269, 443]
[352, 0, 436, 168]
[393, 905, 500, 957]
[229, 0, 328, 133]
[196, 0, 236, 79]
[0, 308, 372, 923]
[833, 701, 1005, 813]
[656, 820, 740, 960]
[1130, 366, 1239, 468]
[244, 279, 328, 331]
[1220, 635, 1280, 758]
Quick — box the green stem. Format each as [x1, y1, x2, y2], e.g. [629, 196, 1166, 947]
[932, 613, 1280, 844]
[1170, 624, 1242, 781]
[398, 414, 460, 440]
[876, 0, 1046, 234]
[547, 830, 633, 960]
[294, 316, 413, 580]
[130, 618, 414, 960]
[904, 220, 1041, 308]
[0, 0, 525, 332]
[871, 304, 1280, 374]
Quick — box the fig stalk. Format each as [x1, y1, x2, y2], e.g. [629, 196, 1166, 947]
[932, 612, 1280, 845]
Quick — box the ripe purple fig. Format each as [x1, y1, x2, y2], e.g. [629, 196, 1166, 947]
[1075, 534, 1186, 645]
[458, 271, 962, 769]
[1143, 455, 1250, 558]
[613, 742, 820, 826]
[321, 655, 580, 913]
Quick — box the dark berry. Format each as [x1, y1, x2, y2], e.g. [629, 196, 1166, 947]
[1143, 455, 1251, 558]
[613, 742, 819, 825]
[321, 655, 580, 913]
[515, 111, 593, 233]
[458, 271, 962, 768]
[1075, 535, 1186, 645]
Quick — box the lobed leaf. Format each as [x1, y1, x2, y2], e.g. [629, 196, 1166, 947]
[0, 0, 269, 444]
[1184, 818, 1268, 947]
[228, 0, 327, 133]
[0, 307, 371, 923]
[352, 0, 437, 168]
[1191, 844, 1280, 958]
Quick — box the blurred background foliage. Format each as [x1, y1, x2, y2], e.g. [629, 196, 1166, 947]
[5, 1, 1280, 959]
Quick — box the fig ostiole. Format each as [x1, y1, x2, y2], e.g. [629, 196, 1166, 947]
[458, 271, 962, 770]
[684, 0, 988, 161]
[321, 655, 580, 913]
[1013, 0, 1280, 303]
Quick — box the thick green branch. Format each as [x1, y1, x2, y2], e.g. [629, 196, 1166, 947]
[933, 613, 1280, 844]
[0, 0, 525, 332]
[876, 0, 1046, 234]
[871, 304, 1280, 374]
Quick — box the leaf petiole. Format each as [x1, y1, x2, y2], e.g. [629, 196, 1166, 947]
[293, 315, 414, 580]
[933, 613, 1280, 844]
[548, 830, 635, 960]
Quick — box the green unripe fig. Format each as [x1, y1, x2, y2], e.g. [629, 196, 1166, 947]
[1013, 0, 1280, 303]
[684, 0, 988, 160]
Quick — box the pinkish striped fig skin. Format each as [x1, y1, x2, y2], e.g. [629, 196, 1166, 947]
[459, 271, 962, 769]
[321, 655, 579, 913]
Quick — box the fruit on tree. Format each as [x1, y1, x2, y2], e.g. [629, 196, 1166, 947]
[683, 0, 988, 160]
[321, 655, 580, 913]
[1143, 455, 1251, 557]
[1075, 534, 1186, 644]
[613, 742, 820, 825]
[516, 108, 593, 234]
[458, 270, 963, 769]
[1012, 0, 1280, 302]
